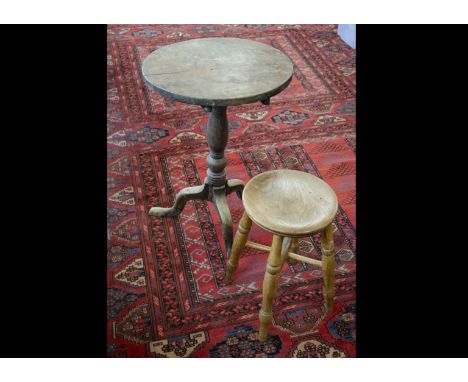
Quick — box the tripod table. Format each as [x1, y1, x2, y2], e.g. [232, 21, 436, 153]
[142, 37, 293, 258]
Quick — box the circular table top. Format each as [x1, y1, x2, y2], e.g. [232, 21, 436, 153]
[243, 170, 338, 237]
[141, 37, 294, 107]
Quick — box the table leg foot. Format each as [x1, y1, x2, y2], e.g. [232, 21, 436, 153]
[149, 184, 209, 217]
[226, 179, 245, 200]
[212, 188, 233, 257]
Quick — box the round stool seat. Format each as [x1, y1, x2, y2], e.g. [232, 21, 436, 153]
[242, 169, 338, 237]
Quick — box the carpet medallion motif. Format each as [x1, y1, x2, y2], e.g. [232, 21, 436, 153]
[107, 24, 355, 357]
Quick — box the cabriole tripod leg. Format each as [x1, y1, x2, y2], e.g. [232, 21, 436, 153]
[287, 238, 300, 264]
[226, 179, 245, 200]
[212, 188, 233, 258]
[148, 184, 208, 217]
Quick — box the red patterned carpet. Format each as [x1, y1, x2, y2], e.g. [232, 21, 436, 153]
[107, 24, 355, 357]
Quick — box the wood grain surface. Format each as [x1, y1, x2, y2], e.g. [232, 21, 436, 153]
[242, 169, 338, 237]
[142, 37, 293, 106]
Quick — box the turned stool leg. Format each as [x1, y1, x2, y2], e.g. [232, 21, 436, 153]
[321, 223, 335, 314]
[259, 235, 284, 342]
[225, 211, 252, 285]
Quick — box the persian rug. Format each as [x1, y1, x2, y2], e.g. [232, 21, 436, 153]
[107, 24, 355, 357]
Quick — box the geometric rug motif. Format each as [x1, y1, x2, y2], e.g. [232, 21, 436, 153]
[327, 302, 356, 342]
[114, 258, 146, 287]
[148, 331, 208, 357]
[272, 305, 327, 337]
[209, 326, 282, 358]
[290, 338, 347, 358]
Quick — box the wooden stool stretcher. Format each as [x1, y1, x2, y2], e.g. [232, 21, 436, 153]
[225, 169, 338, 341]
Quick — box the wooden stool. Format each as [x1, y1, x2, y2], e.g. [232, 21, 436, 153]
[225, 169, 338, 341]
